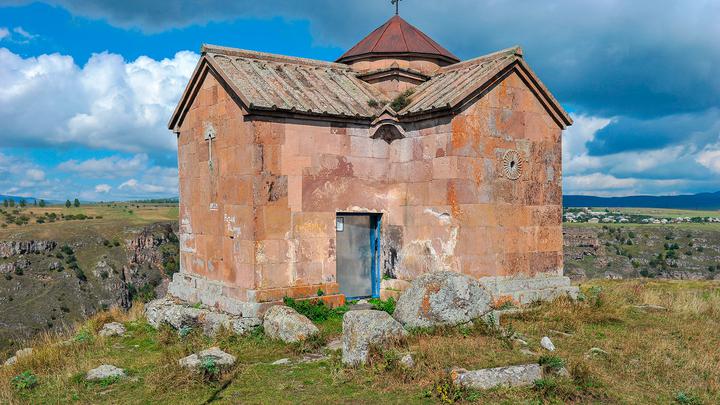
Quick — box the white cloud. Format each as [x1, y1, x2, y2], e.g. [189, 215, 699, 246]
[26, 168, 45, 181]
[0, 28, 9, 40]
[12, 27, 36, 40]
[697, 142, 720, 173]
[58, 153, 150, 178]
[94, 183, 111, 193]
[0, 48, 198, 154]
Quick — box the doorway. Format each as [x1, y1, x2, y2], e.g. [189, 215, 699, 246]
[335, 213, 381, 299]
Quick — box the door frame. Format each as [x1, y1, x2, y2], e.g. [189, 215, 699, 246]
[336, 212, 382, 299]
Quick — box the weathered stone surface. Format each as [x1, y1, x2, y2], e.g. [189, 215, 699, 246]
[271, 358, 291, 365]
[479, 274, 579, 305]
[540, 336, 555, 351]
[86, 364, 126, 381]
[145, 298, 260, 337]
[342, 310, 408, 366]
[99, 322, 126, 337]
[399, 353, 415, 368]
[263, 305, 319, 343]
[452, 364, 542, 389]
[0, 240, 57, 258]
[179, 347, 236, 370]
[393, 271, 492, 328]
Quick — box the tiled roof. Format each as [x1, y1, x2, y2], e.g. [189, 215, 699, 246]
[337, 16, 459, 64]
[402, 47, 519, 114]
[169, 45, 571, 129]
[204, 45, 384, 118]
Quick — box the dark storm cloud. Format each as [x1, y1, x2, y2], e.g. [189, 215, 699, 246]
[11, 0, 719, 120]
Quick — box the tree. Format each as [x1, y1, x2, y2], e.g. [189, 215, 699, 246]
[8, 199, 14, 208]
[38, 199, 46, 208]
[2, 200, 7, 208]
[19, 199, 26, 207]
[73, 198, 80, 208]
[65, 200, 71, 208]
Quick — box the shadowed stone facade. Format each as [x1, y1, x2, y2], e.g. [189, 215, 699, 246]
[167, 16, 576, 316]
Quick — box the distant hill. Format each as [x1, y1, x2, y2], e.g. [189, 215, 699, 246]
[564, 191, 720, 210]
[0, 194, 38, 204]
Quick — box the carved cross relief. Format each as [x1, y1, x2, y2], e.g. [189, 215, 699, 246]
[204, 122, 219, 210]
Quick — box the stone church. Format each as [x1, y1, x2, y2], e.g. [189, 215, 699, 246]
[167, 15, 576, 318]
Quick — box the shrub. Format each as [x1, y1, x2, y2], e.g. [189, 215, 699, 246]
[390, 89, 414, 111]
[73, 267, 87, 282]
[674, 391, 702, 405]
[12, 371, 38, 390]
[60, 245, 74, 255]
[201, 357, 219, 380]
[369, 297, 396, 315]
[539, 355, 565, 372]
[282, 296, 348, 321]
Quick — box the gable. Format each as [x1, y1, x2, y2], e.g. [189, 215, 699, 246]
[401, 47, 572, 129]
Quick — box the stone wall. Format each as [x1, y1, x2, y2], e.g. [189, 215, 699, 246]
[173, 68, 565, 309]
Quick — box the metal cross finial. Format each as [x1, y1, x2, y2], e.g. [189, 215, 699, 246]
[391, 0, 402, 15]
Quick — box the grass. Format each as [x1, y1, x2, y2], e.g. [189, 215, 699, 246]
[2, 280, 720, 403]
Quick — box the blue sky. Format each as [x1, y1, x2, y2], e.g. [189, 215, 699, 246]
[0, 0, 718, 200]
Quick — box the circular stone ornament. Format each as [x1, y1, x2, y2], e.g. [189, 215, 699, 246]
[502, 150, 523, 180]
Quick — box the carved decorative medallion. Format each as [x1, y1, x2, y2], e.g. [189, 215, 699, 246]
[502, 150, 523, 180]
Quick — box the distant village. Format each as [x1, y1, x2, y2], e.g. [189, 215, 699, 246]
[563, 207, 720, 225]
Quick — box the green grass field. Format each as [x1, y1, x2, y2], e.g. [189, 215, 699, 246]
[0, 203, 178, 242]
[1, 280, 719, 404]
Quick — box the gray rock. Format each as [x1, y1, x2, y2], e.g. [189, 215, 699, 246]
[86, 364, 126, 381]
[540, 336, 555, 351]
[99, 322, 126, 337]
[145, 298, 260, 337]
[452, 364, 542, 389]
[263, 305, 319, 343]
[271, 358, 291, 365]
[393, 271, 492, 328]
[179, 347, 236, 370]
[4, 348, 33, 366]
[342, 310, 408, 366]
[399, 353, 415, 368]
[586, 347, 608, 358]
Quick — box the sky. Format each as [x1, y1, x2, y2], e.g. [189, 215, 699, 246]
[0, 0, 718, 201]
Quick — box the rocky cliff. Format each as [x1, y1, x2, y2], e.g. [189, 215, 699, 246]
[0, 223, 178, 355]
[564, 225, 720, 281]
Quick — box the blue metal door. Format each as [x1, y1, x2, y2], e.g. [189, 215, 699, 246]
[335, 213, 380, 299]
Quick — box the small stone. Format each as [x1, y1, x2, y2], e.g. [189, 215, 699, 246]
[263, 305, 319, 343]
[399, 353, 415, 368]
[540, 336, 555, 351]
[324, 339, 342, 352]
[451, 364, 542, 389]
[342, 310, 408, 366]
[271, 358, 291, 365]
[520, 348, 536, 356]
[586, 347, 608, 358]
[549, 329, 573, 337]
[179, 347, 236, 370]
[86, 364, 126, 381]
[300, 353, 328, 363]
[99, 322, 126, 337]
[4, 348, 32, 366]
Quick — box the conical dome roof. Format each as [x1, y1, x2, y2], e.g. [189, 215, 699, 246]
[337, 16, 459, 65]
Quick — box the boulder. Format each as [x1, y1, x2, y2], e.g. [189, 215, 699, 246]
[86, 364, 126, 381]
[99, 322, 126, 337]
[145, 298, 261, 337]
[179, 347, 236, 370]
[263, 305, 319, 343]
[393, 271, 492, 328]
[342, 310, 408, 366]
[451, 364, 542, 389]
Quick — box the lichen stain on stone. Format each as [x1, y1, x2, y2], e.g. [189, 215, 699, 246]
[447, 182, 464, 219]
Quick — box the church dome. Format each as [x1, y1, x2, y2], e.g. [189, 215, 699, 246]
[336, 16, 459, 68]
